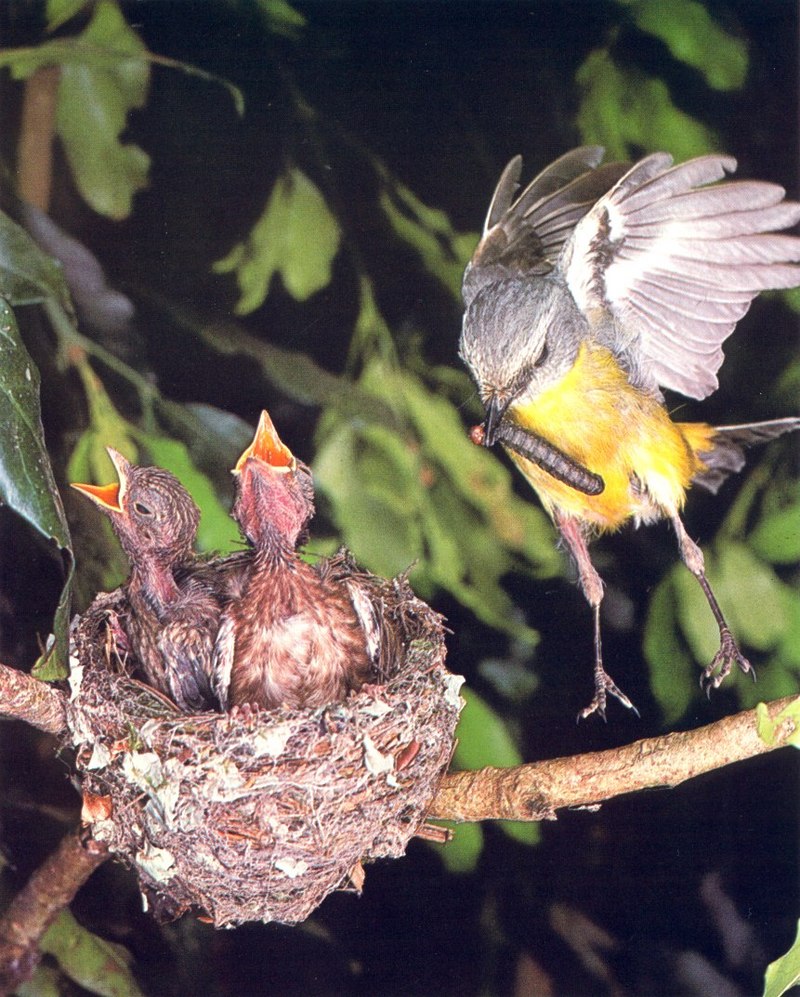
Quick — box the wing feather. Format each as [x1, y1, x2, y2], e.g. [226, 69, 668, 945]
[566, 153, 800, 398]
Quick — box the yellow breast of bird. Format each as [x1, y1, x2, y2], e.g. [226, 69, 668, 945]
[506, 341, 714, 532]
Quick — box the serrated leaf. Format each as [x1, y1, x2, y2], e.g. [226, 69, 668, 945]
[576, 48, 718, 160]
[54, 1, 151, 219]
[215, 168, 341, 313]
[0, 299, 73, 677]
[40, 909, 145, 997]
[453, 687, 523, 771]
[618, 0, 748, 91]
[764, 921, 800, 997]
[644, 571, 697, 723]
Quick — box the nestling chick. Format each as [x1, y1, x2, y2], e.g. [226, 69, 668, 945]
[213, 411, 376, 711]
[72, 450, 224, 711]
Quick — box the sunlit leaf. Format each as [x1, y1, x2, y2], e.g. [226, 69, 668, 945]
[757, 699, 800, 752]
[56, 0, 151, 219]
[764, 920, 800, 997]
[618, 0, 748, 91]
[576, 48, 718, 160]
[643, 571, 696, 723]
[214, 168, 341, 312]
[0, 299, 73, 677]
[40, 909, 145, 997]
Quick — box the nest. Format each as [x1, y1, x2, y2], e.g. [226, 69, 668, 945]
[66, 571, 463, 928]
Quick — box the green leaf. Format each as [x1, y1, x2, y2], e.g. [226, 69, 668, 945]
[618, 0, 748, 91]
[452, 688, 523, 771]
[756, 699, 800, 750]
[775, 587, 800, 671]
[46, 0, 87, 32]
[0, 299, 73, 678]
[136, 432, 241, 555]
[379, 181, 475, 299]
[255, 0, 307, 38]
[576, 48, 718, 160]
[429, 821, 485, 874]
[498, 819, 540, 846]
[0, 208, 73, 310]
[40, 909, 145, 997]
[712, 543, 787, 653]
[644, 571, 697, 723]
[748, 491, 800, 564]
[214, 168, 341, 313]
[55, 0, 151, 219]
[764, 921, 800, 997]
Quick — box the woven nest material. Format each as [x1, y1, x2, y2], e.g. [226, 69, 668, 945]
[66, 572, 463, 928]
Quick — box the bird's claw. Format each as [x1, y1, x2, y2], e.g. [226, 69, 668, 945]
[699, 628, 754, 696]
[578, 671, 639, 723]
[229, 702, 262, 725]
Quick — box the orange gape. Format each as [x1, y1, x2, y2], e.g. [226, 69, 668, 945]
[460, 147, 800, 718]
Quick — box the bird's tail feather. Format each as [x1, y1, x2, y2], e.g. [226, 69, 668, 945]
[692, 417, 800, 493]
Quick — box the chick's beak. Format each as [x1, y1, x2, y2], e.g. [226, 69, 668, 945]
[70, 446, 131, 511]
[234, 410, 295, 474]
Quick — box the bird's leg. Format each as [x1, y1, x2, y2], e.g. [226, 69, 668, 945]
[556, 513, 638, 720]
[670, 515, 754, 691]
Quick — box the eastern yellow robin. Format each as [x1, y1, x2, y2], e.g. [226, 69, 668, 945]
[460, 147, 800, 718]
[212, 411, 377, 711]
[72, 450, 226, 711]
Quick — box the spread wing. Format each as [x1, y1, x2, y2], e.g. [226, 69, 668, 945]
[463, 147, 630, 306]
[563, 153, 800, 399]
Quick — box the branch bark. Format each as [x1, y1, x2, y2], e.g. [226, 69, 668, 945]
[0, 661, 68, 735]
[0, 831, 109, 996]
[430, 696, 799, 822]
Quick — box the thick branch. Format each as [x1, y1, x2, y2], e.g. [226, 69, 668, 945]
[430, 696, 798, 822]
[0, 831, 109, 996]
[0, 662, 68, 735]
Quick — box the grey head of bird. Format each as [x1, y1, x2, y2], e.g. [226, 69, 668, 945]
[459, 274, 584, 444]
[72, 448, 200, 571]
[231, 410, 315, 554]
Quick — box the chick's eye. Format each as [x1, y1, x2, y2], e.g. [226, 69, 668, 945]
[133, 501, 152, 516]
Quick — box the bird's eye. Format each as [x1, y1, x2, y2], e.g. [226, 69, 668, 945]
[535, 342, 549, 367]
[133, 502, 152, 516]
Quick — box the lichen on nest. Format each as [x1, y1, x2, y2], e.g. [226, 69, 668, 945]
[67, 571, 463, 927]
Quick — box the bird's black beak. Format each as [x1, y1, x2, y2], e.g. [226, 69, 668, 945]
[482, 394, 510, 447]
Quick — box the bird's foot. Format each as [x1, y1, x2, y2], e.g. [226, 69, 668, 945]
[700, 628, 754, 695]
[578, 670, 639, 723]
[229, 702, 262, 725]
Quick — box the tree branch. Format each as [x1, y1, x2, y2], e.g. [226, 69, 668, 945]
[0, 662, 68, 735]
[0, 831, 109, 996]
[430, 696, 799, 822]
